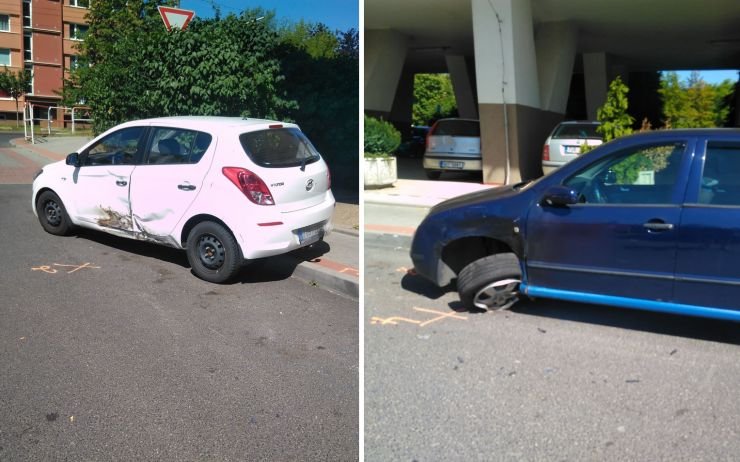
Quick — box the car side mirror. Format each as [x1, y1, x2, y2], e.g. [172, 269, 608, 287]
[542, 185, 579, 207]
[65, 152, 80, 167]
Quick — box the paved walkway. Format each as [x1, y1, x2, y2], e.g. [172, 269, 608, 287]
[8, 135, 359, 299]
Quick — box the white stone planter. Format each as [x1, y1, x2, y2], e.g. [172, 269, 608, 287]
[363, 156, 397, 189]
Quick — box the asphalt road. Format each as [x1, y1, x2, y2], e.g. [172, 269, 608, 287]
[365, 232, 740, 461]
[0, 184, 358, 461]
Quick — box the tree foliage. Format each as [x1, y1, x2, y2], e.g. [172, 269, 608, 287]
[412, 74, 457, 126]
[659, 71, 734, 128]
[0, 67, 32, 126]
[65, 4, 296, 133]
[364, 115, 400, 157]
[596, 76, 634, 142]
[278, 22, 358, 192]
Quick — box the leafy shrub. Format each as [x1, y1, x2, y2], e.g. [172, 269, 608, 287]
[364, 115, 401, 157]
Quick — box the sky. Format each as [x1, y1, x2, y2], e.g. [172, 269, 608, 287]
[674, 70, 739, 85]
[178, 0, 359, 31]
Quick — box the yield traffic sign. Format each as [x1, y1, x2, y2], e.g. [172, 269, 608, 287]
[157, 6, 195, 31]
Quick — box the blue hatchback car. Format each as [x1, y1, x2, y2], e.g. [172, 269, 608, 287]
[410, 129, 740, 321]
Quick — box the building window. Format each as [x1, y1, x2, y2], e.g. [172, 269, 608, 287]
[69, 0, 90, 7]
[23, 32, 31, 61]
[0, 15, 9, 32]
[24, 64, 32, 95]
[69, 55, 80, 70]
[70, 24, 88, 41]
[0, 49, 9, 66]
[23, 0, 31, 29]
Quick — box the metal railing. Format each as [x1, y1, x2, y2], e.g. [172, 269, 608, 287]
[23, 103, 93, 143]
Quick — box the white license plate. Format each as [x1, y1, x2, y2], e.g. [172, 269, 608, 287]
[297, 224, 324, 245]
[565, 145, 580, 154]
[440, 161, 464, 169]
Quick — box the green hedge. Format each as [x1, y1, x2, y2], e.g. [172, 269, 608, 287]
[364, 115, 400, 157]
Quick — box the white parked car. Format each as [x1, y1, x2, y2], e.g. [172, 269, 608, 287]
[422, 118, 481, 180]
[542, 121, 603, 174]
[32, 116, 335, 283]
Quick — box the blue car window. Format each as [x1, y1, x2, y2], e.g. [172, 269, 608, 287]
[699, 142, 740, 206]
[564, 142, 686, 205]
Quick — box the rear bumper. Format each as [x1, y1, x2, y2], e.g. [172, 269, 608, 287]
[423, 156, 482, 172]
[542, 161, 565, 175]
[232, 191, 336, 259]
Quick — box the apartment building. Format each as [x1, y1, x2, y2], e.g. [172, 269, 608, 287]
[0, 0, 88, 122]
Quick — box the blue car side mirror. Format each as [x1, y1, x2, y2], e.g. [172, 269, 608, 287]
[542, 185, 579, 207]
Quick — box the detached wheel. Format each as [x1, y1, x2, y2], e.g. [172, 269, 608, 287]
[186, 221, 243, 283]
[457, 253, 522, 311]
[425, 170, 441, 180]
[36, 190, 73, 236]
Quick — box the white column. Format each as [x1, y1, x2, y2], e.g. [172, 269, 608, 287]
[364, 30, 408, 114]
[445, 55, 478, 119]
[535, 21, 577, 114]
[583, 52, 608, 120]
[472, 0, 540, 108]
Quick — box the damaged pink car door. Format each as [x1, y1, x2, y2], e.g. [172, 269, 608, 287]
[71, 126, 145, 235]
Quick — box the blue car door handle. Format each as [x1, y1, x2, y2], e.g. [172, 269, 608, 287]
[643, 221, 674, 231]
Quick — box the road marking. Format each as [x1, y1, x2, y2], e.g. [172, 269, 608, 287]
[371, 306, 467, 327]
[32, 262, 100, 274]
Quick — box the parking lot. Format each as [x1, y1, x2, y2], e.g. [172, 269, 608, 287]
[0, 184, 358, 460]
[365, 231, 740, 461]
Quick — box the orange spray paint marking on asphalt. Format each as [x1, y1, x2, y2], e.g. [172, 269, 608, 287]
[371, 307, 467, 327]
[32, 263, 100, 274]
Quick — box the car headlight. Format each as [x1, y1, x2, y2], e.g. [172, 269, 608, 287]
[32, 168, 43, 181]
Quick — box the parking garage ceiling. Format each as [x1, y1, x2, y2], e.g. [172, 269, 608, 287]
[365, 0, 740, 74]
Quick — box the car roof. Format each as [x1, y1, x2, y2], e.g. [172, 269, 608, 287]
[623, 128, 740, 139]
[558, 120, 600, 125]
[118, 116, 298, 132]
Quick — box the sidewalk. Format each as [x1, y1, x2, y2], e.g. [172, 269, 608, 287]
[364, 178, 496, 236]
[13, 135, 359, 299]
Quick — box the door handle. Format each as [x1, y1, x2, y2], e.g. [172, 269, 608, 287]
[178, 184, 196, 191]
[643, 221, 674, 231]
[116, 180, 127, 187]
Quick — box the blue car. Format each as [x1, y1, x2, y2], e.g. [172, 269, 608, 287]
[410, 129, 740, 321]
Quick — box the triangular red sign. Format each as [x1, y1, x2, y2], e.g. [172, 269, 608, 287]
[157, 6, 195, 31]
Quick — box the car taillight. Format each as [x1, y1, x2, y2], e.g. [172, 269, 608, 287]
[326, 167, 331, 190]
[222, 167, 275, 206]
[542, 145, 550, 161]
[426, 122, 438, 150]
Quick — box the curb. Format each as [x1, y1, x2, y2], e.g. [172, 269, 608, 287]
[292, 261, 359, 300]
[364, 194, 439, 208]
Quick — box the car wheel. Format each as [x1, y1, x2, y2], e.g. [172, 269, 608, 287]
[36, 190, 73, 236]
[186, 221, 243, 283]
[425, 170, 441, 180]
[457, 253, 522, 311]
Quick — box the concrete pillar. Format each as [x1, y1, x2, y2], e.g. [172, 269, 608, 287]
[445, 55, 478, 119]
[389, 64, 415, 131]
[364, 29, 408, 117]
[535, 21, 577, 114]
[583, 52, 608, 120]
[472, 0, 561, 183]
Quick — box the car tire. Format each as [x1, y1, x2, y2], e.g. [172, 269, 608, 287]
[36, 190, 73, 236]
[425, 170, 441, 180]
[186, 221, 243, 283]
[457, 253, 522, 311]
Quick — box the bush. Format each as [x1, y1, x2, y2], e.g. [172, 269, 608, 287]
[364, 115, 401, 157]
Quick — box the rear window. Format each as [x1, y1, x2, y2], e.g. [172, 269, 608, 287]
[239, 127, 320, 168]
[552, 123, 601, 140]
[431, 120, 480, 137]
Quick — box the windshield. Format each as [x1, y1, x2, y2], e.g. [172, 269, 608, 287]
[239, 127, 320, 168]
[552, 124, 601, 140]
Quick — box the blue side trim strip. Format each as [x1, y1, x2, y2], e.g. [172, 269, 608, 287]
[520, 284, 740, 322]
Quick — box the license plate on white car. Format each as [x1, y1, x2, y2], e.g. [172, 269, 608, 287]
[296, 222, 325, 245]
[440, 161, 464, 169]
[564, 145, 580, 154]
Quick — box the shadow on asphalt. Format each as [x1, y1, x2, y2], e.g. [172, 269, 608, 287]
[511, 297, 740, 346]
[400, 272, 450, 300]
[73, 229, 333, 285]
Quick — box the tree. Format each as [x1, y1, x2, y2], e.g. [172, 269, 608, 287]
[412, 74, 457, 126]
[596, 76, 634, 142]
[659, 71, 734, 128]
[0, 67, 32, 126]
[64, 4, 296, 133]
